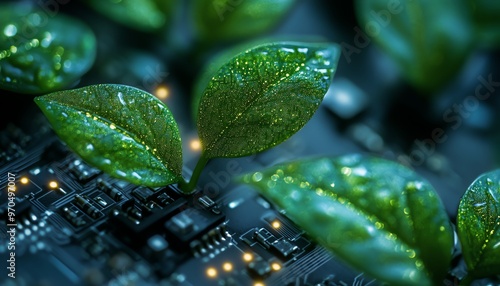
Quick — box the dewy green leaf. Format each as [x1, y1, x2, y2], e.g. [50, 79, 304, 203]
[192, 0, 297, 43]
[457, 169, 500, 279]
[240, 154, 454, 286]
[0, 2, 96, 94]
[354, 0, 474, 92]
[197, 41, 340, 159]
[34, 84, 183, 187]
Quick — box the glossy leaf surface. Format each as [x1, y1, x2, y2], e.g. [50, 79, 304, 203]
[354, 0, 473, 92]
[197, 41, 340, 159]
[241, 154, 454, 285]
[192, 0, 296, 42]
[35, 84, 183, 187]
[86, 0, 176, 32]
[457, 169, 500, 278]
[0, 3, 96, 94]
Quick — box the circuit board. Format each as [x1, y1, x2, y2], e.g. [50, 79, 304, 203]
[1, 0, 500, 285]
[0, 112, 381, 286]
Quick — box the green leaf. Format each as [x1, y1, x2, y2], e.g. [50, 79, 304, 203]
[191, 36, 330, 122]
[0, 3, 97, 94]
[468, 0, 500, 48]
[192, 0, 297, 43]
[34, 84, 183, 187]
[457, 169, 500, 279]
[196, 41, 340, 159]
[240, 154, 454, 286]
[85, 0, 177, 32]
[354, 0, 474, 92]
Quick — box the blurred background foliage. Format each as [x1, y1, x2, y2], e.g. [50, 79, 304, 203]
[1, 0, 500, 216]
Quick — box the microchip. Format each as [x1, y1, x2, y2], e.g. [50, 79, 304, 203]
[167, 212, 195, 235]
[164, 207, 225, 248]
[253, 228, 276, 248]
[132, 187, 155, 203]
[270, 238, 299, 258]
[247, 256, 271, 278]
[68, 159, 101, 183]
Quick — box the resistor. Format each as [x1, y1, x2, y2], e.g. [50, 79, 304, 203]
[74, 194, 100, 219]
[96, 178, 123, 201]
[63, 207, 86, 227]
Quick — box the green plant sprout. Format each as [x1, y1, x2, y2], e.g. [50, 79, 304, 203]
[33, 37, 500, 285]
[5, 1, 499, 285]
[34, 40, 341, 194]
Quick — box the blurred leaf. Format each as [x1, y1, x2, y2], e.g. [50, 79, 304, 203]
[354, 0, 474, 92]
[468, 0, 500, 48]
[85, 0, 177, 32]
[192, 0, 297, 43]
[196, 41, 340, 159]
[457, 169, 500, 279]
[240, 154, 454, 286]
[35, 84, 183, 187]
[0, 2, 96, 94]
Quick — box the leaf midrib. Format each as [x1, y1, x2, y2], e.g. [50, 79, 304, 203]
[471, 192, 500, 272]
[52, 99, 173, 176]
[203, 51, 323, 155]
[316, 179, 418, 254]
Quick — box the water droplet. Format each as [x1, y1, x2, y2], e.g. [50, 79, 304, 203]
[297, 48, 308, 54]
[315, 188, 325, 196]
[407, 249, 416, 258]
[299, 181, 310, 188]
[3, 24, 17, 37]
[341, 167, 352, 176]
[284, 176, 294, 184]
[267, 181, 276, 188]
[252, 172, 263, 182]
[487, 178, 494, 186]
[473, 202, 486, 207]
[415, 260, 424, 269]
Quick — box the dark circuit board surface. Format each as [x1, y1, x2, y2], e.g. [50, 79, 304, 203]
[1, 0, 500, 285]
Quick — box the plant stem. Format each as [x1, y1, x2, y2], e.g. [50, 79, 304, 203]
[178, 153, 210, 194]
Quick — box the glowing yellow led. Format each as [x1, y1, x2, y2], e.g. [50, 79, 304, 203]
[190, 139, 201, 151]
[222, 262, 233, 272]
[272, 220, 281, 229]
[206, 267, 217, 278]
[271, 262, 281, 271]
[20, 177, 29, 184]
[49, 181, 58, 189]
[155, 85, 169, 99]
[243, 253, 253, 262]
[254, 282, 265, 286]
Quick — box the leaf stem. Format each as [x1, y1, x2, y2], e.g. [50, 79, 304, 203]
[179, 153, 210, 194]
